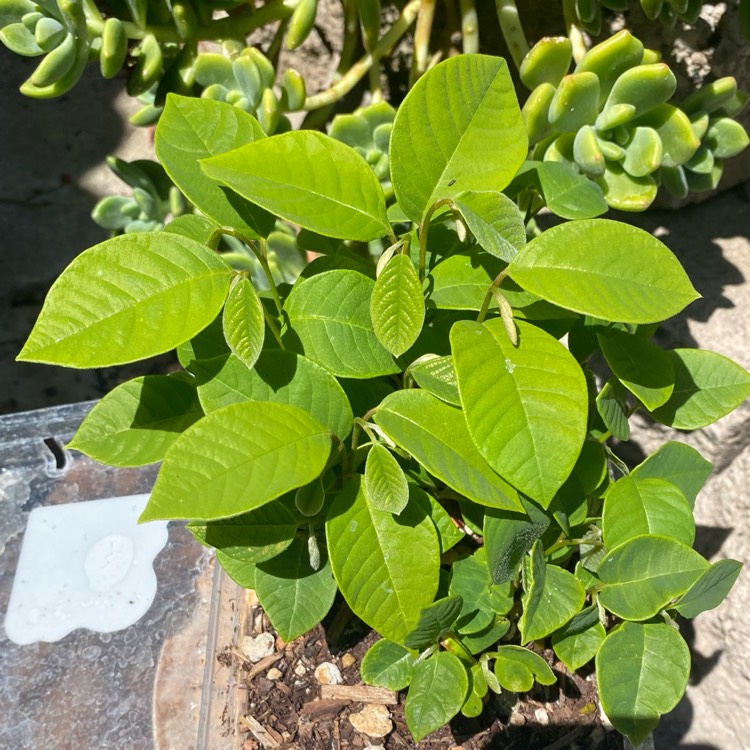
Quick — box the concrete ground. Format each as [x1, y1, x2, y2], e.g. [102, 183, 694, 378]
[1, 48, 749, 749]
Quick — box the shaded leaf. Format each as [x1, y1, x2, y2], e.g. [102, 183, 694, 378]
[360, 639, 417, 690]
[672, 558, 743, 619]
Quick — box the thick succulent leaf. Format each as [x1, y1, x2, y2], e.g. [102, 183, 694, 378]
[451, 319, 587, 506]
[403, 595, 463, 649]
[18, 233, 232, 367]
[672, 558, 743, 619]
[493, 645, 556, 692]
[364, 443, 409, 515]
[360, 639, 417, 690]
[223, 276, 264, 370]
[597, 621, 690, 746]
[390, 54, 527, 223]
[551, 605, 606, 671]
[598, 535, 710, 620]
[202, 130, 390, 241]
[140, 401, 331, 521]
[404, 651, 469, 742]
[650, 349, 750, 429]
[507, 220, 699, 324]
[326, 478, 439, 642]
[597, 162, 658, 212]
[284, 270, 398, 378]
[68, 375, 203, 466]
[374, 390, 523, 511]
[155, 95, 274, 238]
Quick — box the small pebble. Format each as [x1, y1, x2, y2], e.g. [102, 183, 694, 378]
[294, 663, 307, 677]
[314, 661, 342, 685]
[266, 667, 283, 681]
[508, 711, 526, 726]
[240, 633, 275, 663]
[364, 746, 385, 750]
[348, 704, 392, 738]
[534, 707, 550, 726]
[341, 653, 357, 669]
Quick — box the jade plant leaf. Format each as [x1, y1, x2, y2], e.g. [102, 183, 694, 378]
[18, 233, 232, 367]
[360, 639, 417, 690]
[374, 390, 523, 511]
[597, 621, 690, 745]
[507, 220, 699, 324]
[364, 443, 409, 515]
[222, 276, 265, 371]
[68, 374, 203, 466]
[672, 558, 743, 619]
[139, 401, 331, 521]
[390, 54, 527, 223]
[201, 130, 390, 241]
[155, 95, 274, 238]
[451, 319, 587, 506]
[283, 270, 399, 378]
[326, 478, 439, 642]
[492, 645, 556, 692]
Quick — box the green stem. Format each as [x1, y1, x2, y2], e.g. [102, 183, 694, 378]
[545, 537, 604, 556]
[562, 0, 588, 63]
[477, 270, 508, 323]
[494, 0, 529, 68]
[263, 307, 285, 349]
[412, 0, 437, 83]
[418, 198, 452, 282]
[244, 236, 284, 315]
[303, 0, 420, 110]
[459, 0, 479, 54]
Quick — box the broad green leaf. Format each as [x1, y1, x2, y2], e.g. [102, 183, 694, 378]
[164, 214, 218, 244]
[483, 496, 550, 584]
[462, 664, 488, 717]
[371, 254, 425, 356]
[391, 54, 527, 223]
[155, 95, 274, 238]
[548, 473, 588, 536]
[461, 616, 511, 655]
[404, 651, 469, 742]
[672, 558, 743, 619]
[631, 441, 712, 508]
[598, 535, 710, 620]
[216, 552, 255, 588]
[409, 355, 460, 406]
[452, 190, 526, 262]
[364, 443, 409, 514]
[603, 476, 694, 550]
[187, 499, 297, 563]
[284, 270, 398, 378]
[68, 375, 203, 466]
[201, 130, 390, 241]
[650, 349, 750, 429]
[374, 390, 523, 511]
[573, 439, 608, 494]
[429, 249, 503, 311]
[551, 605, 606, 671]
[255, 536, 337, 641]
[598, 330, 674, 410]
[493, 645, 556, 692]
[449, 548, 505, 635]
[140, 401, 331, 521]
[404, 595, 463, 649]
[18, 233, 232, 367]
[596, 378, 631, 441]
[451, 319, 587, 506]
[519, 541, 586, 643]
[223, 277, 264, 370]
[326, 478, 439, 642]
[597, 621, 690, 745]
[410, 486, 465, 553]
[360, 639, 416, 690]
[507, 220, 699, 324]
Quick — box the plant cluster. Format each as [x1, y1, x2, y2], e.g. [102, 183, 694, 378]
[18, 55, 749, 745]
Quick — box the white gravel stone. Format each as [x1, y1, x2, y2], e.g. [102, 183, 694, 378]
[348, 704, 392, 738]
[314, 661, 342, 685]
[240, 632, 275, 663]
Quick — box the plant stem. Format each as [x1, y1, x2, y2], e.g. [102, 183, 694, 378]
[303, 0, 420, 110]
[246, 237, 284, 315]
[459, 0, 479, 54]
[418, 198, 452, 282]
[263, 307, 285, 349]
[477, 270, 508, 323]
[545, 537, 604, 556]
[494, 0, 529, 68]
[562, 0, 588, 63]
[412, 0, 437, 84]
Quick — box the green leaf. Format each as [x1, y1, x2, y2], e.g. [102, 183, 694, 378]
[650, 349, 750, 429]
[254, 536, 337, 641]
[410, 486, 465, 553]
[551, 605, 606, 671]
[596, 378, 630, 441]
[187, 500, 297, 563]
[461, 616, 511, 655]
[449, 548, 504, 635]
[371, 254, 425, 356]
[360, 639, 417, 690]
[201, 130, 390, 241]
[140, 401, 331, 521]
[404, 652, 469, 742]
[452, 190, 526, 262]
[672, 558, 743, 619]
[155, 95, 274, 239]
[374, 390, 523, 511]
[507, 220, 700, 324]
[18, 233, 232, 367]
[326, 478, 440, 642]
[451, 319, 587, 506]
[598, 330, 674, 410]
[284, 270, 398, 378]
[597, 621, 690, 745]
[493, 645, 556, 692]
[428, 249, 503, 311]
[364, 443, 409, 515]
[631, 441, 712, 508]
[521, 161, 608, 219]
[404, 595, 464, 649]
[598, 535, 710, 620]
[68, 375, 203, 466]
[409, 355, 461, 406]
[519, 541, 586, 642]
[390, 54, 527, 223]
[603, 476, 694, 550]
[216, 551, 256, 588]
[222, 277, 264, 370]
